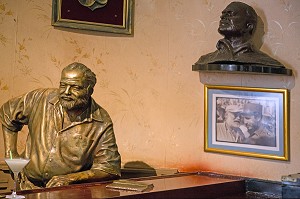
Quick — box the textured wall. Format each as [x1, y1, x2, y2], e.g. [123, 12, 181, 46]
[0, 0, 299, 181]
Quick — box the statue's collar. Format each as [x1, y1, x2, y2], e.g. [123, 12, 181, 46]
[216, 38, 256, 55]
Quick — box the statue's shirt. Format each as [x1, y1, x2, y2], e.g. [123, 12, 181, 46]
[0, 88, 121, 185]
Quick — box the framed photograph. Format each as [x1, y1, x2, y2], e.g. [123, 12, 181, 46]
[204, 85, 289, 161]
[52, 0, 134, 34]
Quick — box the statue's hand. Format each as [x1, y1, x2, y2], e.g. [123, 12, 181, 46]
[46, 175, 71, 188]
[20, 171, 41, 190]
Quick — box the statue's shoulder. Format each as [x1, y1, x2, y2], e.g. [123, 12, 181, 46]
[196, 50, 219, 65]
[91, 99, 112, 123]
[24, 88, 59, 103]
[233, 48, 284, 67]
[29, 88, 57, 94]
[251, 50, 284, 67]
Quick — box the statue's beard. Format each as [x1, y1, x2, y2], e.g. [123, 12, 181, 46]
[60, 96, 90, 111]
[218, 23, 251, 39]
[218, 27, 245, 37]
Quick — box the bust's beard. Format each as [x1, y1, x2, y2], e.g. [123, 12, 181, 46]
[218, 25, 250, 39]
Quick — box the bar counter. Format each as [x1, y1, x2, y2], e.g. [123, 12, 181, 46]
[1, 173, 246, 199]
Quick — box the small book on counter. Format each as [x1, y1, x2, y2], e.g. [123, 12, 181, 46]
[106, 179, 154, 192]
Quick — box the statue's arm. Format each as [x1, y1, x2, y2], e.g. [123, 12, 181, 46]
[2, 125, 19, 158]
[0, 89, 46, 158]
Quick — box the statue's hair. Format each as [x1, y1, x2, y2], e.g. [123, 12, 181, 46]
[230, 1, 258, 34]
[63, 62, 97, 88]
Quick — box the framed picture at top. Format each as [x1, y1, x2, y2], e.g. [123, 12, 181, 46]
[52, 0, 134, 35]
[204, 85, 289, 161]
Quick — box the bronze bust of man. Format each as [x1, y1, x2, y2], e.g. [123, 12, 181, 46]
[0, 62, 121, 189]
[193, 1, 291, 75]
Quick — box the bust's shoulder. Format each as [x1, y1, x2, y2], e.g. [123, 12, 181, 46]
[196, 50, 219, 65]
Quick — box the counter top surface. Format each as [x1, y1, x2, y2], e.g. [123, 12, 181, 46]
[1, 173, 246, 199]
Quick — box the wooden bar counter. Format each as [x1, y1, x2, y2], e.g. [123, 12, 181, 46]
[1, 173, 246, 199]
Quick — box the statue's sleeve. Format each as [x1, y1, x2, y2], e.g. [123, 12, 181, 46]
[0, 89, 43, 132]
[92, 124, 121, 177]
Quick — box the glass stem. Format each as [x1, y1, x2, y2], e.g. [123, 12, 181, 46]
[13, 172, 19, 197]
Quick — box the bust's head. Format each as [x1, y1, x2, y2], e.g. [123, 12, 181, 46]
[218, 1, 257, 38]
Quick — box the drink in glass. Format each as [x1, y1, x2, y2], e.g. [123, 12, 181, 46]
[4, 158, 30, 199]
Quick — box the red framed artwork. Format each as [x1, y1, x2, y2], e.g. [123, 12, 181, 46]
[52, 0, 134, 34]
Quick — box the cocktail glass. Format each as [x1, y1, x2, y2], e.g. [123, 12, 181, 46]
[4, 158, 30, 199]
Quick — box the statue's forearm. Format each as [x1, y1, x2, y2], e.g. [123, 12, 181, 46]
[66, 169, 118, 183]
[2, 125, 19, 157]
[46, 169, 118, 188]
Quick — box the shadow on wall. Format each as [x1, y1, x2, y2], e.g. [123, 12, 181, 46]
[254, 7, 295, 73]
[121, 161, 157, 179]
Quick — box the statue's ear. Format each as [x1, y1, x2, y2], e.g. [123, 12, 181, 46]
[247, 23, 254, 34]
[90, 87, 94, 96]
[87, 85, 94, 96]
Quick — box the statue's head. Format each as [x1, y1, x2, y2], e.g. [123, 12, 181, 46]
[59, 62, 97, 110]
[218, 1, 257, 38]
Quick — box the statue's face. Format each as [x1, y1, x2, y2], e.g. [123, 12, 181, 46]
[59, 69, 91, 110]
[218, 3, 249, 37]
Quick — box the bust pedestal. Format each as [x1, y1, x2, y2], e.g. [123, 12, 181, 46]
[192, 63, 294, 89]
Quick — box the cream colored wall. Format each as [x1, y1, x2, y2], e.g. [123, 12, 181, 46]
[0, 0, 299, 181]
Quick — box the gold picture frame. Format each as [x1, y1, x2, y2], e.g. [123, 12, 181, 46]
[52, 0, 134, 35]
[204, 85, 289, 161]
